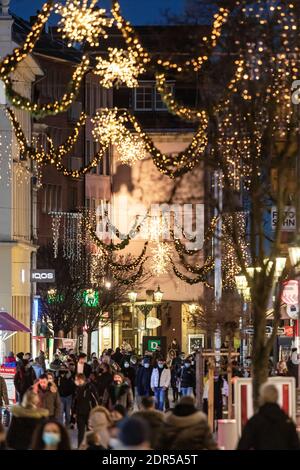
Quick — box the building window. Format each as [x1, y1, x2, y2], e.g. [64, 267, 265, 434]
[134, 84, 153, 110]
[69, 187, 78, 211]
[42, 185, 62, 214]
[134, 82, 174, 111]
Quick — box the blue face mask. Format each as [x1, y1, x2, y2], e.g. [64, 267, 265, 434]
[158, 363, 164, 369]
[144, 363, 150, 368]
[184, 363, 190, 368]
[42, 432, 61, 447]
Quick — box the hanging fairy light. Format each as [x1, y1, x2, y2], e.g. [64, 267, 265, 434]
[117, 134, 147, 165]
[92, 108, 147, 166]
[92, 108, 127, 147]
[55, 0, 113, 47]
[151, 242, 172, 276]
[95, 48, 145, 88]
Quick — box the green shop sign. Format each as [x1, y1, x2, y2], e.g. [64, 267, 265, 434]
[83, 289, 99, 307]
[147, 338, 161, 352]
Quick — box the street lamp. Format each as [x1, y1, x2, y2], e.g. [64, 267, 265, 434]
[153, 285, 164, 303]
[289, 246, 300, 273]
[189, 303, 198, 315]
[105, 281, 112, 290]
[234, 274, 248, 295]
[128, 290, 137, 304]
[275, 257, 286, 278]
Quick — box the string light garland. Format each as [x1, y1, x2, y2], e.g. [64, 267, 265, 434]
[0, 1, 54, 79]
[113, 261, 145, 285]
[95, 48, 145, 88]
[170, 258, 213, 287]
[7, 107, 107, 178]
[125, 112, 208, 178]
[156, 8, 230, 72]
[110, 241, 148, 272]
[111, 1, 151, 67]
[55, 0, 113, 47]
[87, 217, 144, 252]
[177, 255, 215, 276]
[111, 1, 229, 73]
[5, 56, 90, 117]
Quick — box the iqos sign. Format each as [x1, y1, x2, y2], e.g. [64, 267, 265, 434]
[31, 270, 55, 283]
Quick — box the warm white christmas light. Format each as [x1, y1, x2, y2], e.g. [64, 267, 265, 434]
[95, 48, 145, 88]
[55, 0, 113, 47]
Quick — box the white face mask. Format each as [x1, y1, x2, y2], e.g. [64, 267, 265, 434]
[124, 363, 129, 368]
[144, 363, 150, 368]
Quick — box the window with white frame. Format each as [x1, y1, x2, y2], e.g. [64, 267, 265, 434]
[134, 83, 153, 110]
[134, 82, 174, 111]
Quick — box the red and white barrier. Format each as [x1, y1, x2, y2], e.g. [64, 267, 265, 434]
[235, 377, 296, 436]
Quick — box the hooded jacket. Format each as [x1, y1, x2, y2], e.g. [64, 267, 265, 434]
[162, 405, 217, 450]
[6, 405, 49, 450]
[103, 382, 134, 412]
[237, 403, 300, 450]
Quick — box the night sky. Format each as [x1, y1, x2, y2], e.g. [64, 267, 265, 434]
[10, 0, 185, 25]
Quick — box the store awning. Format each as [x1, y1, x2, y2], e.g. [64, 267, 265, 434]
[0, 311, 31, 333]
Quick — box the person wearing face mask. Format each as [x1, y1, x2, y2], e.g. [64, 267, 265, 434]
[56, 365, 75, 427]
[14, 359, 36, 403]
[121, 360, 136, 397]
[151, 357, 171, 411]
[178, 359, 195, 397]
[103, 373, 134, 414]
[31, 419, 71, 450]
[6, 390, 49, 450]
[136, 357, 153, 407]
[72, 373, 99, 448]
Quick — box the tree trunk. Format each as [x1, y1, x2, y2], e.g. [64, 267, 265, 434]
[87, 330, 92, 359]
[252, 305, 269, 411]
[252, 346, 269, 411]
[227, 334, 233, 419]
[53, 329, 64, 351]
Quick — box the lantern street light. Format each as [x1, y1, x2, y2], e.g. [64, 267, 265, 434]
[128, 290, 137, 304]
[289, 246, 300, 273]
[189, 303, 198, 315]
[153, 285, 164, 303]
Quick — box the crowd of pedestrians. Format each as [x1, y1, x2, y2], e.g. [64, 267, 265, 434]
[0, 342, 299, 450]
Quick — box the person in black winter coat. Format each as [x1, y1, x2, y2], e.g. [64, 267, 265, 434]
[178, 360, 195, 397]
[6, 390, 49, 450]
[111, 348, 124, 366]
[14, 359, 36, 403]
[95, 363, 113, 402]
[136, 358, 153, 404]
[56, 366, 76, 426]
[237, 383, 300, 450]
[73, 373, 99, 447]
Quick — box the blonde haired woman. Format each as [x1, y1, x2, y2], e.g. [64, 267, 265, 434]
[80, 406, 113, 449]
